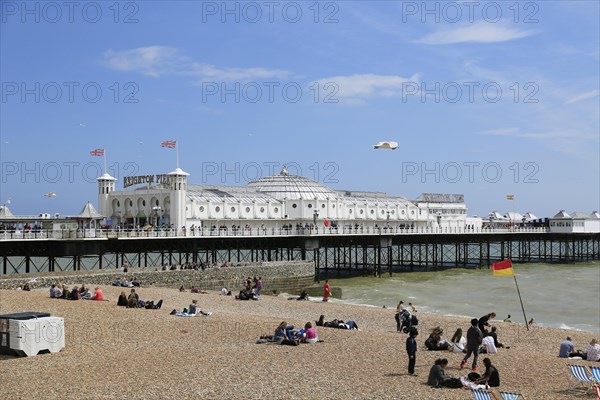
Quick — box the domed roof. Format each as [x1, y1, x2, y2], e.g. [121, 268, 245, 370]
[247, 165, 338, 201]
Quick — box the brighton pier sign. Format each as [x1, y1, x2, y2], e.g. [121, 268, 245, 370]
[123, 174, 174, 188]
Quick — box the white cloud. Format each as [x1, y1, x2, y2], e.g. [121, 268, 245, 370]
[313, 73, 420, 102]
[104, 46, 180, 78]
[417, 21, 538, 45]
[104, 46, 289, 81]
[565, 89, 600, 104]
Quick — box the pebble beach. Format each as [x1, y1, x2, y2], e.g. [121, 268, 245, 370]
[1, 285, 597, 399]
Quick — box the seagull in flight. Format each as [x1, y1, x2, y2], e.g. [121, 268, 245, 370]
[44, 192, 57, 197]
[373, 141, 399, 150]
[79, 123, 86, 128]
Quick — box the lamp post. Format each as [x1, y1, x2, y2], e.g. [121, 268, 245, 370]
[436, 212, 442, 232]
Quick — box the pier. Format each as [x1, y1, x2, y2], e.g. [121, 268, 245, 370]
[1, 228, 598, 277]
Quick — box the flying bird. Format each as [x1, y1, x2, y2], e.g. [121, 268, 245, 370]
[79, 123, 86, 128]
[373, 141, 399, 150]
[44, 192, 57, 197]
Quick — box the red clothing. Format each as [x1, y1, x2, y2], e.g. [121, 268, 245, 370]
[92, 289, 104, 301]
[323, 282, 330, 300]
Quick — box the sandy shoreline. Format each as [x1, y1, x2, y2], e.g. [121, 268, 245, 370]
[1, 285, 597, 399]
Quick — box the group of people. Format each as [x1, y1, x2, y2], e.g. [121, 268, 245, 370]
[559, 336, 600, 361]
[170, 299, 212, 316]
[117, 288, 162, 309]
[50, 284, 105, 301]
[395, 301, 419, 333]
[258, 321, 319, 346]
[401, 312, 504, 391]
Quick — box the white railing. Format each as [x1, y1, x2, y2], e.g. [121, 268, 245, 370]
[0, 226, 551, 241]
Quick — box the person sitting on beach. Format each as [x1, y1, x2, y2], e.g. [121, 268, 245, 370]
[22, 283, 31, 291]
[80, 288, 92, 300]
[179, 285, 186, 292]
[49, 284, 59, 298]
[428, 358, 461, 388]
[479, 335, 497, 354]
[69, 286, 80, 300]
[503, 314, 512, 323]
[478, 312, 496, 335]
[60, 284, 68, 299]
[188, 299, 210, 316]
[117, 292, 128, 307]
[273, 322, 299, 346]
[449, 328, 467, 353]
[190, 286, 199, 293]
[425, 327, 450, 351]
[559, 336, 584, 358]
[585, 338, 600, 362]
[485, 326, 504, 348]
[127, 289, 140, 308]
[90, 287, 104, 301]
[303, 322, 318, 343]
[112, 278, 121, 287]
[78, 284, 87, 295]
[473, 358, 500, 387]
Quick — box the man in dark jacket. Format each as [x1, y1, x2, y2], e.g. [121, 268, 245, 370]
[461, 318, 483, 370]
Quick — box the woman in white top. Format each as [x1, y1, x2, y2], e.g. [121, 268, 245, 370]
[449, 328, 467, 353]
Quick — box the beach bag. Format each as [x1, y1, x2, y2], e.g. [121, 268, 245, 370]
[467, 372, 481, 381]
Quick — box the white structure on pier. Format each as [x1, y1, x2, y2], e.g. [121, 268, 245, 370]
[97, 166, 471, 232]
[548, 210, 600, 233]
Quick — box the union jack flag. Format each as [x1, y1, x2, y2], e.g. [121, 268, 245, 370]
[90, 149, 104, 156]
[161, 140, 176, 148]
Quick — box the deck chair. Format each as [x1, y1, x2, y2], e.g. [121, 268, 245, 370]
[472, 389, 493, 400]
[594, 385, 600, 400]
[567, 364, 594, 392]
[499, 391, 522, 400]
[590, 365, 600, 384]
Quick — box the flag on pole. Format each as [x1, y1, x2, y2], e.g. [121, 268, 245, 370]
[161, 140, 176, 148]
[90, 149, 105, 156]
[492, 259, 515, 277]
[506, 195, 514, 200]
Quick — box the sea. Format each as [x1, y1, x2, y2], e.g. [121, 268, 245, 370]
[327, 261, 600, 333]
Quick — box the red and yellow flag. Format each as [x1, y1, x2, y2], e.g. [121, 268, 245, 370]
[493, 259, 514, 277]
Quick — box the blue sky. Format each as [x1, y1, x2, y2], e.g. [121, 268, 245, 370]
[1, 0, 598, 218]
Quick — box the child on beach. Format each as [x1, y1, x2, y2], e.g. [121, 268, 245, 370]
[323, 280, 330, 302]
[406, 328, 418, 376]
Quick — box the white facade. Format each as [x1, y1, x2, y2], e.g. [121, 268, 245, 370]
[549, 211, 600, 233]
[98, 167, 470, 231]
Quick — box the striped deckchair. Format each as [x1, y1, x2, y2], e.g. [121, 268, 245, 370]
[567, 364, 594, 392]
[500, 391, 522, 400]
[472, 389, 493, 400]
[590, 365, 600, 384]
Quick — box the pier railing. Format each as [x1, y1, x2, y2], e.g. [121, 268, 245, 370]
[0, 226, 550, 241]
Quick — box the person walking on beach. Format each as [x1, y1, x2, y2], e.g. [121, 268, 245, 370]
[461, 319, 483, 371]
[406, 327, 418, 376]
[323, 280, 330, 302]
[256, 277, 263, 296]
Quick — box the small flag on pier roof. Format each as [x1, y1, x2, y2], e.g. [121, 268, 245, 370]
[90, 148, 104, 156]
[506, 195, 514, 200]
[492, 259, 514, 277]
[161, 140, 176, 148]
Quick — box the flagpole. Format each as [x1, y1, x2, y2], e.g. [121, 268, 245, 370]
[512, 272, 529, 330]
[104, 150, 107, 174]
[176, 140, 179, 169]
